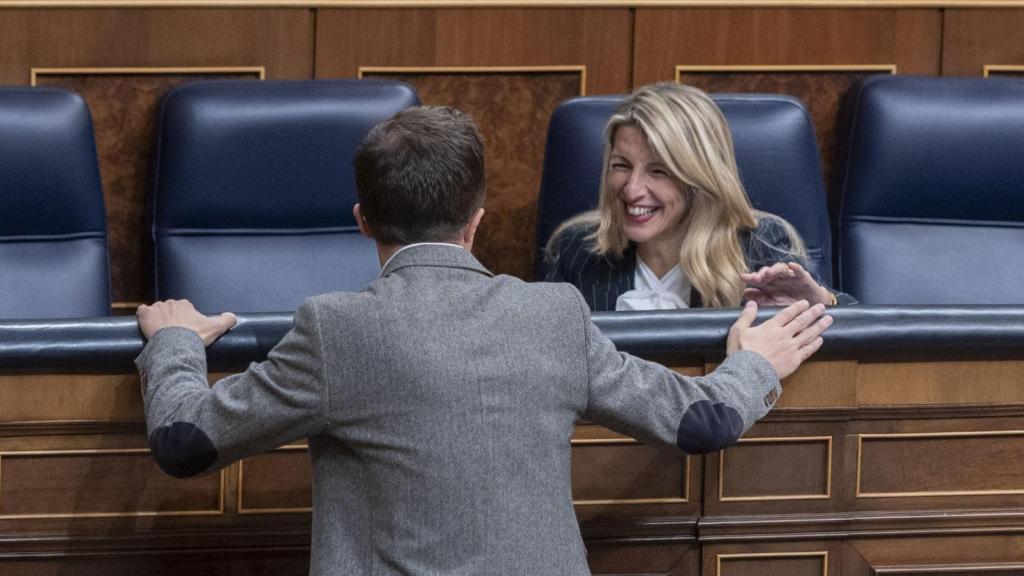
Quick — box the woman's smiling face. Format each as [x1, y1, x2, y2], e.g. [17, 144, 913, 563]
[607, 124, 688, 248]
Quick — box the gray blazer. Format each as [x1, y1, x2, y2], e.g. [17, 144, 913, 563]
[137, 244, 781, 576]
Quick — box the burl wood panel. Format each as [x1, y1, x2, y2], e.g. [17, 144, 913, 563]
[239, 447, 312, 512]
[35, 71, 261, 307]
[588, 543, 698, 576]
[943, 10, 1024, 77]
[0, 8, 313, 306]
[361, 71, 581, 279]
[0, 451, 221, 517]
[858, 433, 1024, 496]
[718, 438, 830, 501]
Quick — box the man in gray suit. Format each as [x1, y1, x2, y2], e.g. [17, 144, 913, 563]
[136, 106, 831, 575]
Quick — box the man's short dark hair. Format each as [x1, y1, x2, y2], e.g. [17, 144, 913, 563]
[354, 106, 485, 246]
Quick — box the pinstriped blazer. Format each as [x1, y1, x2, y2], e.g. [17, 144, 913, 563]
[544, 218, 856, 311]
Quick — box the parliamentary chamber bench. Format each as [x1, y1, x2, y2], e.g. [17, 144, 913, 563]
[1, 309, 1023, 575]
[3, 1, 1024, 574]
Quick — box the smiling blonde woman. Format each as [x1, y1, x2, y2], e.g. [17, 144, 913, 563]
[545, 82, 855, 311]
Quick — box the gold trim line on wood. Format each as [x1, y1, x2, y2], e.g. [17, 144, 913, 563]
[358, 65, 587, 97]
[677, 64, 896, 83]
[984, 65, 1024, 78]
[8, 1, 1024, 9]
[0, 448, 226, 519]
[718, 436, 832, 502]
[237, 444, 311, 514]
[31, 66, 266, 86]
[717, 551, 828, 576]
[856, 431, 1024, 498]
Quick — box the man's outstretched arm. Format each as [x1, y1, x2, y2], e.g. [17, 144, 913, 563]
[136, 299, 329, 477]
[582, 299, 831, 454]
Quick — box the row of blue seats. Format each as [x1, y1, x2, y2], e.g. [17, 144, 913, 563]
[1, 75, 1022, 319]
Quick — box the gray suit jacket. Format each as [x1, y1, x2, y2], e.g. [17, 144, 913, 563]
[137, 244, 781, 576]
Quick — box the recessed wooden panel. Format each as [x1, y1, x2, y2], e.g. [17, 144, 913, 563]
[944, 10, 1024, 77]
[571, 440, 687, 504]
[0, 373, 143, 422]
[0, 449, 222, 517]
[719, 437, 831, 501]
[34, 69, 262, 308]
[359, 69, 581, 280]
[718, 552, 827, 576]
[857, 361, 1024, 406]
[239, 446, 312, 513]
[857, 432, 1024, 497]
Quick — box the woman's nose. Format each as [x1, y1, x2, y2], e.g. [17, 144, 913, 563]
[621, 173, 646, 201]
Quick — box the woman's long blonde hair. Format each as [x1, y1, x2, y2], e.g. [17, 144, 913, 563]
[549, 82, 805, 308]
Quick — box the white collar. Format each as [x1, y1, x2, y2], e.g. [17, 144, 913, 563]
[379, 242, 465, 276]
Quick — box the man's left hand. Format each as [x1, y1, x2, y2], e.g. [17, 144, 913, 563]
[137, 299, 237, 346]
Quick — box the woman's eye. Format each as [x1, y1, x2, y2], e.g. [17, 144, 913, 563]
[610, 163, 630, 172]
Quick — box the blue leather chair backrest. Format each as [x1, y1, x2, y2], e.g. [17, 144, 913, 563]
[0, 87, 110, 319]
[837, 75, 1024, 304]
[152, 79, 421, 313]
[536, 93, 832, 282]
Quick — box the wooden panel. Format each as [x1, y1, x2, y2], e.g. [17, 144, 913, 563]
[0, 374, 143, 422]
[633, 8, 940, 82]
[856, 361, 1024, 406]
[718, 436, 831, 501]
[717, 553, 826, 576]
[845, 535, 1024, 574]
[857, 431, 1024, 497]
[360, 70, 581, 279]
[0, 8, 313, 307]
[572, 441, 687, 504]
[706, 547, 832, 576]
[944, 10, 1024, 77]
[239, 446, 312, 513]
[0, 450, 222, 517]
[315, 8, 631, 93]
[35, 69, 262, 308]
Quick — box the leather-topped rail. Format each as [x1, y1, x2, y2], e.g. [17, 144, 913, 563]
[2, 306, 1023, 370]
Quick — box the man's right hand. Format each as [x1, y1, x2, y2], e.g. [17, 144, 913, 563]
[726, 300, 832, 380]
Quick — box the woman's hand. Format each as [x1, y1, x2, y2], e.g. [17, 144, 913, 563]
[740, 262, 835, 306]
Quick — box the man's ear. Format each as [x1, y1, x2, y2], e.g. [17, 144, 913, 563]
[461, 207, 486, 249]
[354, 204, 373, 239]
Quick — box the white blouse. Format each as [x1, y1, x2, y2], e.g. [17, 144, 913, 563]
[615, 259, 692, 311]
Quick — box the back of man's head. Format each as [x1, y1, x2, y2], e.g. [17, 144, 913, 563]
[354, 106, 485, 246]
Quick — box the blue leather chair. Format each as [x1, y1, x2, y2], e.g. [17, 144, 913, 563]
[0, 87, 110, 319]
[535, 93, 833, 282]
[152, 79, 420, 313]
[837, 75, 1024, 304]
